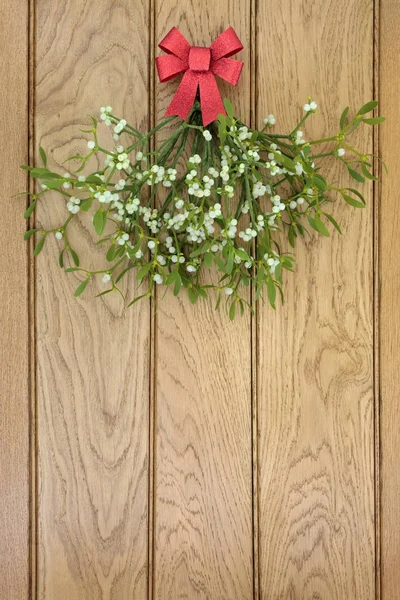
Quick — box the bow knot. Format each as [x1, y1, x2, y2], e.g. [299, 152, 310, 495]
[156, 27, 244, 126]
[189, 47, 211, 72]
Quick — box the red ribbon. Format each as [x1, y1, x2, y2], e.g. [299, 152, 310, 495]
[156, 27, 244, 126]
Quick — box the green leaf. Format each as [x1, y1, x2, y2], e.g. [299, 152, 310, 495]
[190, 241, 211, 258]
[273, 152, 296, 172]
[136, 263, 152, 280]
[115, 265, 134, 284]
[64, 267, 81, 273]
[313, 213, 330, 237]
[380, 158, 389, 175]
[165, 270, 179, 285]
[217, 114, 227, 145]
[235, 248, 250, 261]
[24, 198, 37, 219]
[21, 166, 60, 179]
[340, 106, 350, 129]
[296, 222, 305, 236]
[342, 193, 365, 208]
[204, 252, 213, 268]
[79, 198, 93, 212]
[215, 292, 222, 310]
[229, 301, 236, 321]
[39, 146, 47, 167]
[33, 235, 45, 256]
[127, 293, 148, 307]
[69, 248, 80, 266]
[223, 98, 234, 120]
[307, 215, 319, 233]
[106, 244, 116, 262]
[214, 255, 226, 271]
[126, 242, 141, 261]
[357, 100, 378, 116]
[345, 187, 366, 203]
[188, 287, 198, 304]
[24, 228, 38, 240]
[266, 278, 276, 308]
[274, 264, 282, 284]
[323, 212, 342, 234]
[226, 252, 234, 275]
[173, 274, 182, 296]
[41, 179, 64, 189]
[361, 163, 378, 181]
[74, 278, 90, 297]
[85, 174, 103, 184]
[93, 209, 106, 236]
[288, 225, 296, 248]
[313, 174, 328, 191]
[96, 289, 113, 298]
[347, 166, 365, 183]
[362, 116, 385, 125]
[59, 249, 65, 268]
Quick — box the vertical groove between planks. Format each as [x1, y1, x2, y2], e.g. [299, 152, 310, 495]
[379, 0, 400, 596]
[373, 0, 381, 596]
[148, 0, 156, 598]
[28, 0, 37, 596]
[250, 0, 259, 598]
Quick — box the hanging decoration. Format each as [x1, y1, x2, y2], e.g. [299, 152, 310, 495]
[21, 27, 385, 317]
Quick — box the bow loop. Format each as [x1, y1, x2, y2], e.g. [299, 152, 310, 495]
[156, 26, 243, 125]
[210, 27, 244, 61]
[156, 54, 187, 82]
[158, 27, 190, 62]
[211, 57, 243, 85]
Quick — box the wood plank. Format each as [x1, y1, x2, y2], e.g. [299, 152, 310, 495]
[0, 2, 30, 598]
[153, 4, 254, 599]
[35, 2, 151, 597]
[256, 0, 376, 597]
[380, 0, 400, 596]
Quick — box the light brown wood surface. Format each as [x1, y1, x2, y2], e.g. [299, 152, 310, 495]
[380, 0, 400, 597]
[0, 1, 30, 599]
[35, 1, 151, 597]
[2, 0, 399, 598]
[153, 4, 253, 599]
[256, 1, 376, 598]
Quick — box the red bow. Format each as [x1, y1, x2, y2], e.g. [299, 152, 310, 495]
[156, 27, 244, 126]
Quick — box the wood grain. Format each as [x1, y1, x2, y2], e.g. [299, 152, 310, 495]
[256, 0, 376, 597]
[379, 0, 400, 596]
[153, 3, 254, 599]
[35, 2, 151, 597]
[0, 2, 30, 598]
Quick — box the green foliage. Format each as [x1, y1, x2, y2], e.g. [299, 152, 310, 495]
[19, 99, 385, 316]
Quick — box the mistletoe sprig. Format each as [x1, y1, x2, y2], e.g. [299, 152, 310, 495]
[21, 98, 384, 318]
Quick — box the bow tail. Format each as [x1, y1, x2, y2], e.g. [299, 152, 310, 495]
[198, 72, 225, 126]
[165, 70, 199, 120]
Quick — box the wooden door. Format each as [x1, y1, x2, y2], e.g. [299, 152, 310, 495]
[1, 0, 399, 598]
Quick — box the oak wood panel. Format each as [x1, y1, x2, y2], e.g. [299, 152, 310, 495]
[0, 2, 30, 598]
[153, 3, 254, 599]
[256, 1, 376, 597]
[35, 2, 151, 597]
[380, 0, 400, 596]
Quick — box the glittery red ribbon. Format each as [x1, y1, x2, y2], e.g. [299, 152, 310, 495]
[155, 27, 244, 126]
